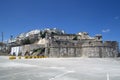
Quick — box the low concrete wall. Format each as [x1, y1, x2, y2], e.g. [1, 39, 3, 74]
[10, 44, 45, 56]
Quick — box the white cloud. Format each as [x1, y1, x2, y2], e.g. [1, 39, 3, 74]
[114, 16, 119, 20]
[102, 29, 110, 33]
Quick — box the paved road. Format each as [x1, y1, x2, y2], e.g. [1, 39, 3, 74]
[0, 56, 120, 80]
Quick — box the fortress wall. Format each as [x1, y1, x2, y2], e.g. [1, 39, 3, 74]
[81, 47, 100, 58]
[76, 48, 82, 57]
[49, 48, 59, 57]
[102, 41, 119, 57]
[67, 48, 77, 57]
[48, 40, 119, 58]
[49, 47, 78, 57]
[59, 48, 68, 57]
[100, 47, 117, 58]
[48, 46, 118, 58]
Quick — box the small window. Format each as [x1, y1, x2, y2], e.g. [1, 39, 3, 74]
[98, 37, 101, 40]
[89, 41, 91, 44]
[65, 42, 67, 45]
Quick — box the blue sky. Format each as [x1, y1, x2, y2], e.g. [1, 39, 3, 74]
[0, 0, 120, 43]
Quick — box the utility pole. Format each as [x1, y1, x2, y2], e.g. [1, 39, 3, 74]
[1, 32, 3, 43]
[0, 32, 4, 51]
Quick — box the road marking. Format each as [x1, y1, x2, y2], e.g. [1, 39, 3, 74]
[49, 71, 75, 80]
[107, 73, 110, 80]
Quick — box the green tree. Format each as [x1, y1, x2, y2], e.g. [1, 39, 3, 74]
[40, 32, 46, 39]
[21, 38, 31, 45]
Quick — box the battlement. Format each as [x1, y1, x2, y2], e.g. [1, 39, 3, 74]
[50, 32, 101, 41]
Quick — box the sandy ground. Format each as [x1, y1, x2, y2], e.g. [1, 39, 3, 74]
[0, 56, 120, 80]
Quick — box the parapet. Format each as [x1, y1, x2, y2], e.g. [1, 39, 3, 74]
[103, 41, 119, 47]
[95, 34, 102, 41]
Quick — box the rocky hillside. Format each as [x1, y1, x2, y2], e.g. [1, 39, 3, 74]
[8, 28, 65, 46]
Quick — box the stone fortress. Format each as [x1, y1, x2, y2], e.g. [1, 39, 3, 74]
[9, 28, 119, 58]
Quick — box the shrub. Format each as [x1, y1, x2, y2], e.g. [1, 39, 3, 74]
[21, 38, 31, 45]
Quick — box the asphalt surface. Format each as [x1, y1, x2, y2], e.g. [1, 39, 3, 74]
[0, 56, 120, 80]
